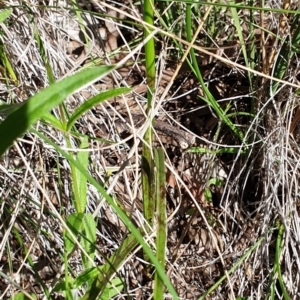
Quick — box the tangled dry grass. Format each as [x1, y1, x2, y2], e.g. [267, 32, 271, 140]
[1, 0, 300, 299]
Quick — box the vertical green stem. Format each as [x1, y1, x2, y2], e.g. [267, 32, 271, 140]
[249, 0, 256, 116]
[144, 0, 156, 96]
[154, 148, 167, 299]
[142, 0, 156, 224]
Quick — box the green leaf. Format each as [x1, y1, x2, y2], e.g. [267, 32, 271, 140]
[154, 148, 167, 299]
[81, 213, 96, 269]
[228, 0, 249, 69]
[53, 276, 75, 292]
[74, 267, 100, 288]
[0, 102, 23, 117]
[0, 9, 12, 23]
[73, 136, 89, 213]
[9, 292, 37, 300]
[204, 187, 212, 202]
[33, 129, 179, 300]
[64, 213, 84, 255]
[0, 65, 115, 157]
[83, 232, 139, 299]
[74, 267, 124, 299]
[198, 236, 265, 299]
[272, 11, 300, 93]
[187, 146, 246, 155]
[100, 277, 124, 300]
[54, 268, 100, 292]
[208, 178, 224, 186]
[67, 87, 131, 131]
[42, 112, 64, 130]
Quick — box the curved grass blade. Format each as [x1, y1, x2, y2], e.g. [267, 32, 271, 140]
[198, 235, 265, 299]
[67, 87, 131, 131]
[0, 66, 115, 157]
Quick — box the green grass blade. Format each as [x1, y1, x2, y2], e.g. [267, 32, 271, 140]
[0, 9, 17, 83]
[31, 21, 56, 84]
[0, 65, 115, 157]
[99, 276, 124, 299]
[33, 129, 179, 299]
[0, 47, 17, 82]
[271, 35, 291, 94]
[73, 136, 89, 213]
[198, 235, 265, 299]
[142, 154, 156, 223]
[71, 0, 90, 47]
[81, 213, 96, 269]
[265, 264, 277, 299]
[143, 0, 156, 227]
[185, 4, 244, 142]
[65, 213, 85, 255]
[74, 267, 100, 288]
[188, 146, 247, 155]
[144, 0, 156, 93]
[272, 9, 300, 93]
[42, 112, 64, 130]
[154, 148, 167, 299]
[159, 0, 298, 14]
[228, 0, 249, 68]
[67, 87, 131, 131]
[82, 232, 140, 300]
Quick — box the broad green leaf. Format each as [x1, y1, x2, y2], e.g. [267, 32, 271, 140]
[0, 65, 115, 157]
[100, 277, 124, 300]
[73, 136, 89, 213]
[83, 232, 138, 299]
[53, 276, 75, 292]
[42, 112, 64, 130]
[0, 102, 23, 117]
[9, 293, 37, 300]
[67, 87, 131, 131]
[0, 9, 12, 23]
[81, 213, 96, 269]
[68, 267, 124, 299]
[64, 213, 84, 255]
[74, 267, 100, 288]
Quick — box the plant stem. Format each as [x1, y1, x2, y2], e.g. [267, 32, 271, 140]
[142, 0, 156, 224]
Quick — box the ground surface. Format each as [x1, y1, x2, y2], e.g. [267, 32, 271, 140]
[1, 0, 300, 299]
